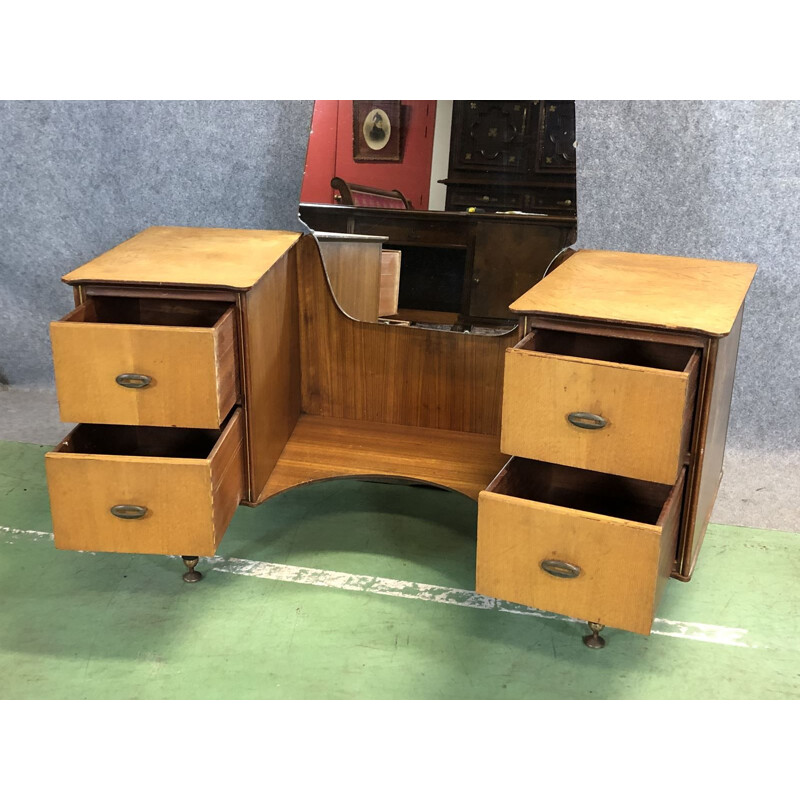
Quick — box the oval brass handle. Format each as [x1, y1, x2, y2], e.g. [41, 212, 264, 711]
[540, 559, 581, 579]
[110, 504, 147, 520]
[556, 199, 573, 206]
[116, 373, 151, 389]
[567, 411, 607, 430]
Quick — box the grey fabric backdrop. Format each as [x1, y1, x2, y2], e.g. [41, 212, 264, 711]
[3, 99, 797, 456]
[574, 100, 800, 452]
[0, 100, 314, 385]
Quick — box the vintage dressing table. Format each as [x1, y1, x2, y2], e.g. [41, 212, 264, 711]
[45, 226, 756, 646]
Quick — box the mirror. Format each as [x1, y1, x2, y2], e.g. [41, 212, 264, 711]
[299, 101, 577, 334]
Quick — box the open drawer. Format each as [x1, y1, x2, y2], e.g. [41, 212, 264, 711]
[44, 409, 244, 557]
[50, 295, 239, 428]
[476, 458, 685, 635]
[501, 328, 700, 485]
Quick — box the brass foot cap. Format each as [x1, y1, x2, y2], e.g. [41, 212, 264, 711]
[582, 632, 606, 649]
[182, 570, 203, 583]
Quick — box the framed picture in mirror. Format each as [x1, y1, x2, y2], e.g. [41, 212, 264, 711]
[353, 101, 402, 162]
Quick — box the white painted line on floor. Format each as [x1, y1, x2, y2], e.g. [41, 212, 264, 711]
[0, 524, 54, 539]
[207, 556, 756, 647]
[2, 523, 758, 648]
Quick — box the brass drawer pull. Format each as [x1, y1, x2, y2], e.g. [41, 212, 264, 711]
[540, 559, 581, 579]
[116, 373, 152, 389]
[567, 411, 607, 430]
[110, 504, 148, 520]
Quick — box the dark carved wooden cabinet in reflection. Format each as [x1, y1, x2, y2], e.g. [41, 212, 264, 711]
[299, 100, 577, 325]
[299, 204, 576, 321]
[442, 101, 576, 215]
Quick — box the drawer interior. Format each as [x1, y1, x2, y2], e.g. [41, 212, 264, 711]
[519, 328, 696, 371]
[55, 424, 222, 459]
[63, 296, 232, 328]
[487, 458, 676, 526]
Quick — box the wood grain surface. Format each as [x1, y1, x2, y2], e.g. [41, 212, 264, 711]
[476, 460, 684, 635]
[51, 303, 238, 428]
[45, 410, 243, 557]
[510, 249, 757, 336]
[255, 414, 507, 503]
[317, 237, 383, 322]
[61, 226, 301, 290]
[679, 308, 745, 577]
[297, 235, 515, 435]
[501, 338, 699, 485]
[239, 250, 302, 502]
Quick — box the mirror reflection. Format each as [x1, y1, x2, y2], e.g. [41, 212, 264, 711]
[299, 101, 577, 334]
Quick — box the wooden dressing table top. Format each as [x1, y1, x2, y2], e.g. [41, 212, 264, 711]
[510, 249, 757, 337]
[62, 226, 301, 290]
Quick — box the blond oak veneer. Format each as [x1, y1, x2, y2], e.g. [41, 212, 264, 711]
[61, 226, 302, 290]
[45, 410, 244, 557]
[477, 460, 684, 635]
[501, 332, 699, 485]
[512, 249, 757, 337]
[51, 301, 238, 429]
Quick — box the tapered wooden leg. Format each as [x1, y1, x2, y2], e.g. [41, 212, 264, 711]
[582, 621, 606, 649]
[181, 556, 203, 583]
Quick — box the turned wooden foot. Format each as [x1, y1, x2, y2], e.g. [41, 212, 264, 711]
[582, 621, 606, 649]
[181, 556, 203, 583]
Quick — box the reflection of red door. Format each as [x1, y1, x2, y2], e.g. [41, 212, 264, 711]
[300, 101, 437, 210]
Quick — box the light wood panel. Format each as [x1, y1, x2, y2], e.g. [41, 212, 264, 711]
[501, 336, 699, 485]
[210, 411, 245, 547]
[510, 249, 757, 337]
[255, 414, 507, 503]
[297, 235, 514, 436]
[61, 226, 301, 290]
[239, 249, 301, 502]
[317, 237, 383, 322]
[45, 410, 243, 557]
[51, 303, 238, 428]
[476, 461, 684, 635]
[379, 250, 401, 318]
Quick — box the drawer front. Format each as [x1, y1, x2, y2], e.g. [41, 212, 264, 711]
[476, 464, 684, 635]
[355, 219, 467, 247]
[501, 343, 698, 485]
[51, 305, 238, 428]
[45, 410, 244, 557]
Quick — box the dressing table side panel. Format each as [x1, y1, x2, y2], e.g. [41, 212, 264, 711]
[240, 247, 302, 502]
[678, 308, 745, 577]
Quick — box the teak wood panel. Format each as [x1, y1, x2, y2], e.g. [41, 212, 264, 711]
[501, 339, 699, 485]
[510, 249, 757, 337]
[239, 249, 302, 502]
[317, 238, 383, 323]
[45, 410, 244, 557]
[61, 227, 301, 291]
[256, 414, 507, 503]
[476, 463, 684, 635]
[296, 236, 514, 436]
[51, 304, 238, 429]
[679, 309, 744, 577]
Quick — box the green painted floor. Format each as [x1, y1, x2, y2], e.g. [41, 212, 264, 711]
[1, 440, 798, 699]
